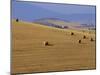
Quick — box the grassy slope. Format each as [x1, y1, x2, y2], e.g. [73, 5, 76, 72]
[12, 20, 96, 74]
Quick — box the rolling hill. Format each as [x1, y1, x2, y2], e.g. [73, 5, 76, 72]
[34, 18, 95, 30]
[12, 20, 96, 74]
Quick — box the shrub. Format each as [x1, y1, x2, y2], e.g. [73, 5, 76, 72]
[16, 18, 19, 22]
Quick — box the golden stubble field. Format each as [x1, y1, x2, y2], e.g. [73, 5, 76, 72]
[12, 20, 96, 74]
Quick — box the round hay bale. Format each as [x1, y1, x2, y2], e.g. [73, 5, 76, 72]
[78, 40, 81, 44]
[83, 35, 86, 39]
[90, 38, 94, 41]
[43, 41, 49, 46]
[71, 32, 74, 35]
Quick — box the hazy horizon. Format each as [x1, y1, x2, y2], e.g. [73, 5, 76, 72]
[12, 1, 96, 25]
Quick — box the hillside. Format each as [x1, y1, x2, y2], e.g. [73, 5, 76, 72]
[34, 18, 95, 30]
[12, 20, 96, 74]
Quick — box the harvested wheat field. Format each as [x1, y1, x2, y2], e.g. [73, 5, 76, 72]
[12, 20, 96, 74]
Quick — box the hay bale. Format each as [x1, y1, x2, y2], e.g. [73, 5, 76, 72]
[78, 40, 81, 44]
[90, 38, 94, 41]
[43, 41, 49, 46]
[83, 35, 86, 39]
[71, 32, 74, 35]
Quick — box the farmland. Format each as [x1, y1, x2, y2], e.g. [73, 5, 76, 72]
[12, 20, 96, 74]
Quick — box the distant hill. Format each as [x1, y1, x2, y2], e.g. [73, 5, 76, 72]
[34, 18, 95, 30]
[34, 18, 80, 29]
